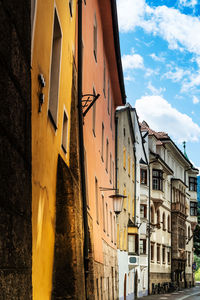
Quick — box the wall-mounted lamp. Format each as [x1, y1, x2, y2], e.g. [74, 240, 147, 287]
[99, 187, 127, 215]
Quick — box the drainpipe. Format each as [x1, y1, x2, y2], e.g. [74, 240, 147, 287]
[147, 159, 157, 295]
[148, 164, 151, 295]
[133, 146, 137, 224]
[115, 115, 118, 191]
[78, 0, 89, 298]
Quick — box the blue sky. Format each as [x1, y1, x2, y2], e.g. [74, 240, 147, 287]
[117, 0, 200, 169]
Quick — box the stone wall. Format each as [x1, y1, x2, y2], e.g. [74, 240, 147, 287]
[0, 0, 32, 298]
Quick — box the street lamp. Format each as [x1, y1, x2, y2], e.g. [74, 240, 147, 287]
[99, 187, 127, 215]
[109, 194, 126, 215]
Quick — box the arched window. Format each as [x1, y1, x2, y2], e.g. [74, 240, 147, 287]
[151, 206, 154, 224]
[163, 212, 166, 230]
[167, 215, 170, 232]
[188, 226, 190, 239]
[157, 209, 160, 225]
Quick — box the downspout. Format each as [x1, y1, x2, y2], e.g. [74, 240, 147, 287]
[134, 146, 137, 223]
[77, 0, 89, 298]
[115, 115, 118, 191]
[147, 159, 157, 295]
[148, 164, 151, 295]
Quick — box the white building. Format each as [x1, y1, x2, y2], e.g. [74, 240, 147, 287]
[115, 105, 148, 299]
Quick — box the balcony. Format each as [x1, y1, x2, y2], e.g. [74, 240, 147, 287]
[172, 202, 187, 216]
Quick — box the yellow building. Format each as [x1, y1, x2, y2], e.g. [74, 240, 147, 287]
[31, 1, 85, 299]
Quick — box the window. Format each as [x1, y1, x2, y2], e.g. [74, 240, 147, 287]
[101, 123, 104, 160]
[188, 252, 191, 267]
[103, 59, 106, 97]
[150, 206, 154, 224]
[140, 239, 146, 254]
[157, 209, 160, 226]
[128, 156, 131, 176]
[93, 14, 97, 61]
[48, 9, 62, 129]
[92, 88, 96, 136]
[152, 169, 163, 191]
[132, 163, 135, 181]
[188, 226, 190, 239]
[110, 153, 112, 183]
[84, 148, 89, 208]
[141, 169, 147, 184]
[189, 177, 197, 191]
[96, 278, 99, 300]
[162, 246, 165, 264]
[106, 139, 109, 172]
[151, 243, 154, 261]
[167, 215, 170, 232]
[102, 196, 105, 232]
[162, 212, 166, 231]
[107, 80, 110, 114]
[61, 111, 68, 153]
[106, 203, 109, 235]
[128, 234, 138, 254]
[112, 161, 115, 188]
[110, 97, 112, 129]
[100, 277, 103, 300]
[110, 212, 113, 242]
[69, 0, 73, 17]
[190, 201, 197, 216]
[167, 249, 171, 264]
[140, 205, 147, 218]
[123, 147, 126, 169]
[95, 177, 99, 223]
[157, 244, 160, 263]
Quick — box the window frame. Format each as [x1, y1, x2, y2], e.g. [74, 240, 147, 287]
[152, 169, 163, 191]
[189, 177, 197, 192]
[190, 201, 197, 216]
[140, 169, 147, 185]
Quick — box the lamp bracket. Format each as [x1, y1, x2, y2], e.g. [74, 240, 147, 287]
[81, 93, 100, 117]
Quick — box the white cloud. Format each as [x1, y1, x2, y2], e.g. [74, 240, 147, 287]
[124, 74, 135, 82]
[122, 51, 144, 71]
[145, 67, 160, 77]
[193, 95, 199, 104]
[179, 0, 197, 8]
[147, 82, 166, 95]
[135, 95, 200, 143]
[181, 71, 200, 92]
[117, 0, 146, 32]
[150, 53, 165, 62]
[117, 1, 200, 56]
[163, 67, 191, 82]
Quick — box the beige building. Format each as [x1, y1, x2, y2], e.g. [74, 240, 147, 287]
[141, 121, 198, 293]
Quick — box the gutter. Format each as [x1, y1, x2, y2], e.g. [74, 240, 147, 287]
[77, 0, 89, 297]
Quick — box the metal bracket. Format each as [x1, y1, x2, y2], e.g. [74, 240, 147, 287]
[81, 93, 100, 117]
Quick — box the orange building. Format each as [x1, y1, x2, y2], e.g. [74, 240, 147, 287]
[81, 0, 126, 298]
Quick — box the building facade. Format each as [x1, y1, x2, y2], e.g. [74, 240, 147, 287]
[32, 0, 85, 299]
[141, 121, 198, 293]
[115, 106, 149, 299]
[81, 0, 126, 299]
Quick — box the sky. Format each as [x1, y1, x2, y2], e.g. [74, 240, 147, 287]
[116, 0, 200, 170]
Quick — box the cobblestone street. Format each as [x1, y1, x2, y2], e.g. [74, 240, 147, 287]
[139, 285, 200, 300]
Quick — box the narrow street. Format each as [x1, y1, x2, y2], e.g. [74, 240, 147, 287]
[139, 285, 200, 300]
